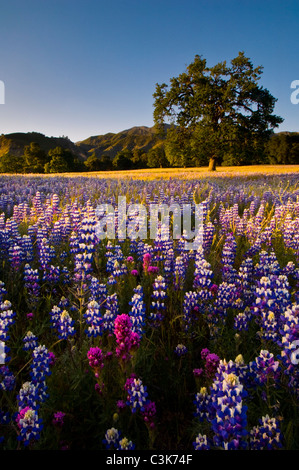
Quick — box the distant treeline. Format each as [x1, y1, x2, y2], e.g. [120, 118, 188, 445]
[0, 132, 298, 173]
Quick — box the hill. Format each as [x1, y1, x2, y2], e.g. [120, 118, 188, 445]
[0, 132, 87, 160]
[0, 126, 168, 162]
[76, 125, 167, 159]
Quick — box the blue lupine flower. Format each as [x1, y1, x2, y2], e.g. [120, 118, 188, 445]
[250, 415, 283, 450]
[249, 349, 280, 387]
[17, 381, 41, 411]
[209, 371, 248, 450]
[128, 285, 146, 337]
[57, 310, 76, 340]
[174, 344, 188, 357]
[0, 300, 16, 343]
[23, 331, 38, 351]
[194, 387, 210, 422]
[102, 427, 120, 449]
[193, 433, 210, 450]
[125, 377, 149, 413]
[149, 275, 167, 326]
[0, 365, 16, 391]
[173, 256, 186, 290]
[16, 407, 43, 447]
[277, 303, 299, 395]
[101, 293, 118, 334]
[84, 300, 103, 337]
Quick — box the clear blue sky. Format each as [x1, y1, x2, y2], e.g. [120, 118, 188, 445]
[0, 0, 298, 142]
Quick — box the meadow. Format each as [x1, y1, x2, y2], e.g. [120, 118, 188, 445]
[0, 165, 299, 450]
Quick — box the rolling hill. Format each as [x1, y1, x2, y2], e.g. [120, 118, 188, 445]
[76, 125, 166, 159]
[0, 126, 167, 162]
[0, 132, 87, 160]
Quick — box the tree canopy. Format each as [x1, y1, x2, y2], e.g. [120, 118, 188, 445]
[153, 52, 283, 170]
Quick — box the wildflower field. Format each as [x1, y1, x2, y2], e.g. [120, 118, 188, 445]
[0, 167, 299, 451]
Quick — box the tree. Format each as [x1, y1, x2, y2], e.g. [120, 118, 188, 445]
[112, 150, 133, 170]
[44, 146, 76, 173]
[84, 152, 103, 171]
[153, 52, 283, 170]
[0, 154, 25, 173]
[265, 132, 299, 164]
[147, 145, 169, 168]
[23, 142, 48, 173]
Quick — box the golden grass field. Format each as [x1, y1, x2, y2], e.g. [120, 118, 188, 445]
[3, 165, 299, 181]
[59, 165, 299, 180]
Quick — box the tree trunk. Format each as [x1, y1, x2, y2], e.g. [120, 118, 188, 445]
[208, 157, 217, 171]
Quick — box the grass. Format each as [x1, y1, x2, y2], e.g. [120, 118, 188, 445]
[3, 164, 299, 181]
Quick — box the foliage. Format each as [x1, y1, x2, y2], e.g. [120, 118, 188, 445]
[153, 52, 283, 170]
[265, 132, 299, 164]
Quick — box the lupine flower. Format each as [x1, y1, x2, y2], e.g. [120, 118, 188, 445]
[209, 372, 248, 450]
[49, 305, 62, 331]
[84, 300, 103, 338]
[102, 293, 119, 333]
[221, 232, 237, 283]
[89, 277, 107, 306]
[17, 381, 40, 411]
[24, 264, 40, 305]
[102, 426, 135, 450]
[30, 345, 52, 404]
[0, 300, 16, 344]
[16, 406, 43, 447]
[249, 350, 280, 387]
[117, 436, 135, 450]
[277, 303, 299, 394]
[193, 433, 210, 450]
[174, 344, 188, 357]
[194, 386, 210, 422]
[23, 331, 38, 351]
[0, 281, 7, 303]
[57, 310, 76, 340]
[193, 249, 213, 300]
[8, 243, 24, 270]
[0, 365, 16, 391]
[234, 307, 252, 332]
[250, 415, 283, 450]
[182, 291, 199, 332]
[103, 427, 120, 449]
[173, 255, 186, 290]
[149, 275, 167, 326]
[125, 376, 149, 413]
[128, 286, 146, 337]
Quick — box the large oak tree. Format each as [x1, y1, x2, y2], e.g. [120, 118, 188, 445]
[153, 52, 283, 170]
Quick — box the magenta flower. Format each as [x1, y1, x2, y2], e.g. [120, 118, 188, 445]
[148, 266, 159, 274]
[87, 346, 105, 370]
[52, 411, 66, 428]
[143, 253, 151, 273]
[114, 314, 140, 362]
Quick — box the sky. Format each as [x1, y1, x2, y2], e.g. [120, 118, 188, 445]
[0, 0, 298, 142]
